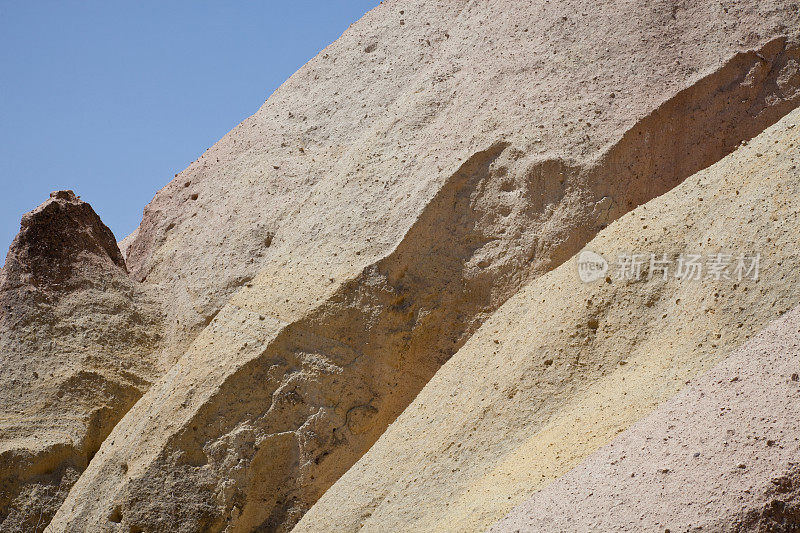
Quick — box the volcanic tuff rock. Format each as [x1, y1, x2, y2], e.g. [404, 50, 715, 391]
[41, 1, 800, 531]
[122, 0, 800, 373]
[296, 107, 800, 532]
[491, 303, 800, 532]
[0, 191, 161, 532]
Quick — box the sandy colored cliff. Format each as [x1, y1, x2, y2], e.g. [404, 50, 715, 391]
[0, 192, 161, 531]
[491, 303, 800, 532]
[0, 1, 797, 532]
[296, 107, 800, 532]
[45, 1, 800, 530]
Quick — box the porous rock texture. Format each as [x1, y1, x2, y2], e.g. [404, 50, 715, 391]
[295, 108, 800, 532]
[122, 0, 800, 373]
[0, 191, 161, 532]
[491, 304, 800, 532]
[11, 1, 799, 532]
[41, 1, 800, 532]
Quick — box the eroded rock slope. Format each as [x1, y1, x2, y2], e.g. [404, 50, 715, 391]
[296, 106, 800, 532]
[20, 1, 800, 532]
[491, 303, 800, 532]
[123, 0, 800, 373]
[44, 1, 800, 531]
[0, 192, 161, 532]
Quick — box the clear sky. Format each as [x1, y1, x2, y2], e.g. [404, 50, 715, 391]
[0, 1, 379, 265]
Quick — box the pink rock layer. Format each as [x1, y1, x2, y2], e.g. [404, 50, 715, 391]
[492, 306, 800, 532]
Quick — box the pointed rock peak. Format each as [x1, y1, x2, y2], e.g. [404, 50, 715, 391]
[49, 189, 78, 201]
[2, 190, 126, 289]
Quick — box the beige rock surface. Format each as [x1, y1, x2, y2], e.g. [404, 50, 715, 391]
[491, 304, 800, 532]
[123, 0, 800, 374]
[295, 108, 800, 532]
[0, 192, 161, 532]
[20, 1, 799, 532]
[116, 228, 138, 261]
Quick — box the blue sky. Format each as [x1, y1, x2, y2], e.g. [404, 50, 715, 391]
[0, 1, 378, 265]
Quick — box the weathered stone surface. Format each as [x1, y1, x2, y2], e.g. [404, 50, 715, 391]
[296, 108, 800, 532]
[0, 1, 788, 532]
[0, 191, 161, 532]
[121, 0, 800, 375]
[44, 0, 800, 530]
[491, 303, 800, 532]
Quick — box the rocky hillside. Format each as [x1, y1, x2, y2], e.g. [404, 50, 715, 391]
[492, 303, 800, 531]
[0, 192, 161, 531]
[1, 1, 799, 532]
[297, 105, 800, 533]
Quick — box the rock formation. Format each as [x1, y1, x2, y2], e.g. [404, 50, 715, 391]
[491, 303, 800, 532]
[0, 192, 161, 531]
[296, 108, 800, 532]
[46, 1, 800, 530]
[0, 1, 797, 532]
